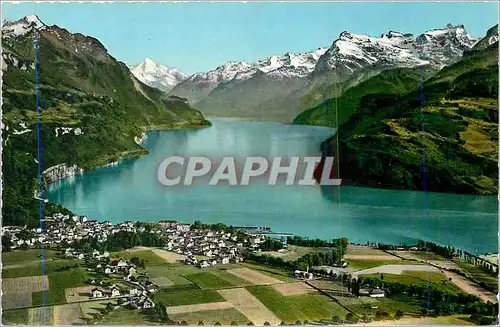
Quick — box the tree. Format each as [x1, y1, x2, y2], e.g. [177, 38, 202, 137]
[264, 322, 271, 325]
[346, 313, 354, 322]
[247, 322, 254, 326]
[105, 302, 114, 312]
[197, 321, 204, 325]
[231, 322, 239, 325]
[154, 302, 169, 322]
[280, 321, 286, 325]
[214, 322, 221, 326]
[2, 235, 12, 252]
[331, 315, 340, 323]
[294, 320, 302, 325]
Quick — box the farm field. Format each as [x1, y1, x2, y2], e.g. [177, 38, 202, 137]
[185, 272, 234, 289]
[346, 259, 425, 270]
[349, 314, 474, 325]
[362, 271, 461, 293]
[99, 307, 159, 325]
[246, 285, 347, 324]
[2, 249, 59, 266]
[169, 308, 250, 325]
[153, 289, 225, 306]
[3, 247, 495, 325]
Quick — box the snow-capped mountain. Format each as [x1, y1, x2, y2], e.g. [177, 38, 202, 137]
[314, 24, 477, 78]
[130, 58, 187, 92]
[171, 48, 327, 105]
[170, 23, 479, 123]
[2, 15, 46, 38]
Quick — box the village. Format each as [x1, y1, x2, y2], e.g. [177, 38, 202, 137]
[2, 213, 498, 326]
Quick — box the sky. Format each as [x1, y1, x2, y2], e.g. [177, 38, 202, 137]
[2, 2, 498, 74]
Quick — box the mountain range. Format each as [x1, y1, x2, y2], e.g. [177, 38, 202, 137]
[154, 24, 481, 122]
[315, 25, 499, 194]
[1, 15, 209, 227]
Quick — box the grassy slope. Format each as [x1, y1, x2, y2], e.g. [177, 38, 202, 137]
[247, 285, 347, 323]
[294, 67, 435, 127]
[296, 44, 498, 195]
[2, 25, 210, 228]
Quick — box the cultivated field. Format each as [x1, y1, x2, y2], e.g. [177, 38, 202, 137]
[273, 282, 314, 296]
[2, 275, 50, 309]
[65, 285, 95, 303]
[149, 276, 175, 287]
[53, 303, 85, 325]
[218, 288, 281, 325]
[151, 248, 186, 263]
[2, 292, 33, 310]
[227, 268, 283, 285]
[169, 308, 250, 325]
[167, 301, 234, 315]
[28, 306, 53, 325]
[3, 275, 49, 293]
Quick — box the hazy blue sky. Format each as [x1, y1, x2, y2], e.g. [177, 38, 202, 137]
[2, 2, 498, 74]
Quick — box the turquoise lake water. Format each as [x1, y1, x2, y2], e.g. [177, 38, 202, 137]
[45, 118, 498, 254]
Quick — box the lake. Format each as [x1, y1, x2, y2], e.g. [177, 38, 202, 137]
[44, 118, 498, 254]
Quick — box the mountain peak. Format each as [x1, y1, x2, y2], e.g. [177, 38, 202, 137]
[2, 14, 46, 37]
[130, 58, 187, 92]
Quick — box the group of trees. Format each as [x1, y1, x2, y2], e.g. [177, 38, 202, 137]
[358, 277, 498, 317]
[417, 240, 456, 259]
[71, 230, 165, 253]
[130, 256, 146, 268]
[286, 236, 348, 251]
[153, 302, 170, 323]
[191, 221, 247, 239]
[260, 238, 284, 251]
[247, 248, 341, 271]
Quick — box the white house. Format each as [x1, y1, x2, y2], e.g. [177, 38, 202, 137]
[77, 253, 85, 260]
[128, 267, 137, 275]
[221, 257, 230, 264]
[111, 288, 121, 297]
[199, 261, 210, 268]
[104, 267, 113, 275]
[92, 289, 103, 298]
[129, 288, 141, 296]
[117, 259, 128, 268]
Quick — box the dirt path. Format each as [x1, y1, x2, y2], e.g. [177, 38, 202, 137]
[443, 271, 497, 303]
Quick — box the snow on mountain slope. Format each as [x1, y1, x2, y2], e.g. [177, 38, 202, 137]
[130, 58, 187, 92]
[314, 24, 477, 78]
[2, 15, 46, 38]
[171, 48, 327, 104]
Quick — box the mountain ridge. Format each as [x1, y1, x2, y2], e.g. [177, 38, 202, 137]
[1, 15, 209, 228]
[171, 24, 479, 122]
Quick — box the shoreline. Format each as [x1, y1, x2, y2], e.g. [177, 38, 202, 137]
[42, 120, 212, 189]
